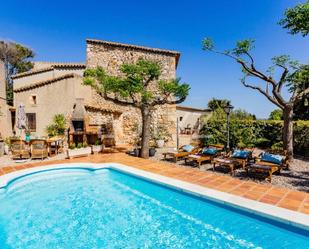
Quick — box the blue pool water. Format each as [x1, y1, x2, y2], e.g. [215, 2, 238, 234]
[0, 168, 308, 248]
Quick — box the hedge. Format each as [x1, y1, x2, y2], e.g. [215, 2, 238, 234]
[200, 120, 309, 157]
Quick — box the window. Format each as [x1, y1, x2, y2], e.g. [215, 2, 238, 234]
[26, 113, 36, 132]
[30, 95, 37, 105]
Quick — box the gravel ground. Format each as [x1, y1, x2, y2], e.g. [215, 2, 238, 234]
[151, 148, 309, 193]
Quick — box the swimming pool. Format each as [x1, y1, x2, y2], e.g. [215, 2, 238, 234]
[0, 164, 308, 248]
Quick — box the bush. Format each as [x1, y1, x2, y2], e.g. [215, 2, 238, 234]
[46, 114, 66, 137]
[76, 143, 83, 149]
[200, 120, 309, 156]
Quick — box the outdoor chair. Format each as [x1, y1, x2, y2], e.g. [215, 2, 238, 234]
[246, 151, 288, 182]
[162, 144, 200, 162]
[10, 139, 30, 159]
[213, 148, 254, 176]
[30, 139, 48, 160]
[185, 144, 224, 167]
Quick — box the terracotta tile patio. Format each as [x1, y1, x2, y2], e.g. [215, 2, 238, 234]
[1, 152, 309, 215]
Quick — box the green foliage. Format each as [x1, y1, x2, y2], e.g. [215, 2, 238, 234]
[294, 98, 309, 120]
[200, 120, 309, 156]
[94, 139, 102, 146]
[76, 143, 83, 149]
[269, 109, 283, 120]
[69, 143, 76, 150]
[0, 41, 34, 105]
[153, 125, 171, 141]
[279, 0, 309, 36]
[82, 142, 88, 148]
[231, 109, 256, 120]
[84, 59, 189, 106]
[46, 114, 66, 137]
[287, 64, 309, 93]
[232, 39, 255, 56]
[207, 98, 230, 111]
[202, 38, 214, 50]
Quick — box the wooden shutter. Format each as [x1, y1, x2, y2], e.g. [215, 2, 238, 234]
[26, 113, 36, 132]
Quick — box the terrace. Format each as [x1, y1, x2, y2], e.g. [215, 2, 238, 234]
[1, 150, 308, 215]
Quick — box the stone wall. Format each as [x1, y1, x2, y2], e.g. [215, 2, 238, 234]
[86, 40, 179, 146]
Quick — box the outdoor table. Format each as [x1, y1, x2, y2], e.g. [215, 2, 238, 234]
[47, 139, 63, 156]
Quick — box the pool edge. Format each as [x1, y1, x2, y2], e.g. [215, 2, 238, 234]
[0, 162, 308, 232]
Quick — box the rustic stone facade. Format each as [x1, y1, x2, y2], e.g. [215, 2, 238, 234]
[10, 39, 180, 147]
[86, 39, 180, 146]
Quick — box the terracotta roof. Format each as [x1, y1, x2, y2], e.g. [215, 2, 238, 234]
[11, 67, 54, 79]
[14, 74, 76, 93]
[52, 63, 85, 69]
[176, 105, 211, 112]
[85, 102, 123, 114]
[11, 63, 85, 79]
[86, 39, 180, 67]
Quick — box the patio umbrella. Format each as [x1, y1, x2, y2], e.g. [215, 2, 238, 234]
[16, 103, 27, 135]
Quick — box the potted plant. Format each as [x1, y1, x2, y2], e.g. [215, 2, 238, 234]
[4, 137, 10, 155]
[149, 140, 157, 157]
[154, 125, 170, 148]
[92, 139, 103, 154]
[67, 142, 92, 159]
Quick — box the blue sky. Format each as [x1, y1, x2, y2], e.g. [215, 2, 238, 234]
[0, 0, 308, 118]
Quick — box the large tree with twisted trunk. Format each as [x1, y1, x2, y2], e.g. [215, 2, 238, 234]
[202, 39, 308, 160]
[84, 58, 190, 158]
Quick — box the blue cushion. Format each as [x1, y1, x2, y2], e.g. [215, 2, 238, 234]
[261, 153, 283, 165]
[232, 150, 251, 159]
[202, 148, 218, 155]
[182, 145, 194, 152]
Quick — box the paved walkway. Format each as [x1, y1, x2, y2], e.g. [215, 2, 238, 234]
[1, 152, 309, 215]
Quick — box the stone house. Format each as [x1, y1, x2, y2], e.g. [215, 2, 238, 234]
[176, 105, 211, 146]
[11, 39, 180, 146]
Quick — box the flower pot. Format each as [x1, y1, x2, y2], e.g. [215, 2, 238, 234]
[4, 144, 9, 155]
[67, 147, 92, 159]
[149, 148, 156, 157]
[156, 139, 165, 148]
[92, 145, 103, 154]
[133, 148, 141, 157]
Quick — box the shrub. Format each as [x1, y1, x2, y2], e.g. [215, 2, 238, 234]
[46, 114, 66, 137]
[69, 143, 76, 150]
[200, 120, 309, 156]
[76, 143, 83, 149]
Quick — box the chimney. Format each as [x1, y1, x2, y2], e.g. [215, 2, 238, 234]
[71, 98, 86, 121]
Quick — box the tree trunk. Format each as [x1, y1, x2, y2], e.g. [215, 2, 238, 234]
[282, 106, 294, 161]
[140, 106, 151, 159]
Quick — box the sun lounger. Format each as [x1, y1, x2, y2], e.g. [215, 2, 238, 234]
[213, 148, 253, 175]
[246, 151, 288, 182]
[185, 144, 224, 167]
[10, 139, 30, 160]
[162, 145, 199, 162]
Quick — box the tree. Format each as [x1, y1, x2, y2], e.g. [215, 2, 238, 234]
[84, 59, 190, 158]
[0, 41, 34, 105]
[290, 64, 309, 120]
[231, 109, 256, 120]
[269, 109, 283, 120]
[207, 98, 230, 111]
[202, 38, 308, 160]
[279, 0, 309, 36]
